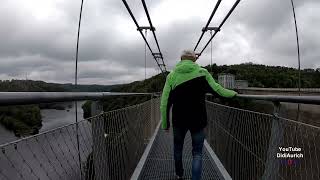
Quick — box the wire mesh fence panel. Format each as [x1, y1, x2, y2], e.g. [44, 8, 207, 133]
[0, 97, 160, 180]
[205, 101, 320, 180]
[275, 117, 320, 180]
[0, 119, 92, 180]
[83, 97, 160, 180]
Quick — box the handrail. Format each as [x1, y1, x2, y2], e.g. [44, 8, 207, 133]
[236, 87, 320, 92]
[2, 92, 320, 106]
[236, 94, 320, 105]
[0, 92, 153, 106]
[206, 93, 320, 105]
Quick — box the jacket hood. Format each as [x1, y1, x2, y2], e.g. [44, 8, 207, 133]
[174, 60, 199, 74]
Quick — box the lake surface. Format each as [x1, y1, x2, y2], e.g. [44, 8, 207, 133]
[0, 101, 85, 145]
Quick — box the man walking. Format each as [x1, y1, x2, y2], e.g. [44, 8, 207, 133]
[160, 50, 237, 180]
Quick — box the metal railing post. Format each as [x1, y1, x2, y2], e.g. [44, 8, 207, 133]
[75, 101, 82, 179]
[262, 101, 283, 180]
[205, 96, 211, 144]
[150, 94, 154, 137]
[91, 100, 110, 180]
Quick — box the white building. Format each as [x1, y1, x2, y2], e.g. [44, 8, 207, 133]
[218, 73, 235, 89]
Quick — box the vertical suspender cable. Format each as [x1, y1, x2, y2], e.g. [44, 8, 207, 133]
[145, 30, 147, 80]
[74, 0, 85, 179]
[210, 30, 213, 74]
[290, 0, 301, 121]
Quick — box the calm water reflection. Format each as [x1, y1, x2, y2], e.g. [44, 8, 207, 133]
[0, 101, 85, 145]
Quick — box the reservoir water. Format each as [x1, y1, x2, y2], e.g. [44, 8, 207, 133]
[0, 101, 85, 145]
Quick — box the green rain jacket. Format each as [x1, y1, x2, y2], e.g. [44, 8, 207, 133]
[160, 60, 237, 131]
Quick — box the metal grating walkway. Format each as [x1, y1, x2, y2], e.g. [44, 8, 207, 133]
[137, 128, 224, 180]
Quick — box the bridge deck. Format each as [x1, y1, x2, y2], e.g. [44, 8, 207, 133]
[136, 128, 224, 180]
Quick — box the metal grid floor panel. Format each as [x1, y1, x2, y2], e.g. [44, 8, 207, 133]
[138, 129, 223, 180]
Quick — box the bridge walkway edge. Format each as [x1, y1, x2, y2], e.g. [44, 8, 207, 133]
[131, 122, 231, 180]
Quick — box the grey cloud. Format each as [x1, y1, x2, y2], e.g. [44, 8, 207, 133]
[204, 0, 320, 68]
[0, 0, 319, 85]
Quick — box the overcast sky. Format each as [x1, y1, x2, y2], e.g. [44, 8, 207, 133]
[0, 0, 319, 85]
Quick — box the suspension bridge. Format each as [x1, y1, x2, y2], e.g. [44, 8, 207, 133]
[0, 92, 319, 180]
[1, 0, 320, 180]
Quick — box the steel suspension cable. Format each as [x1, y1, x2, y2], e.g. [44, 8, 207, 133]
[121, 0, 166, 75]
[197, 0, 241, 57]
[144, 29, 147, 80]
[290, 0, 301, 95]
[290, 0, 301, 121]
[141, 0, 166, 71]
[194, 0, 222, 51]
[74, 0, 85, 179]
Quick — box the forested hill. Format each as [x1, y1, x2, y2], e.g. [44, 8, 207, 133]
[107, 63, 320, 94]
[204, 63, 320, 88]
[1, 63, 318, 93]
[0, 79, 121, 92]
[110, 73, 167, 93]
[82, 73, 167, 117]
[89, 63, 319, 115]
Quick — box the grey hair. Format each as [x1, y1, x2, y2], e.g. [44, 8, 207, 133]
[181, 49, 196, 61]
